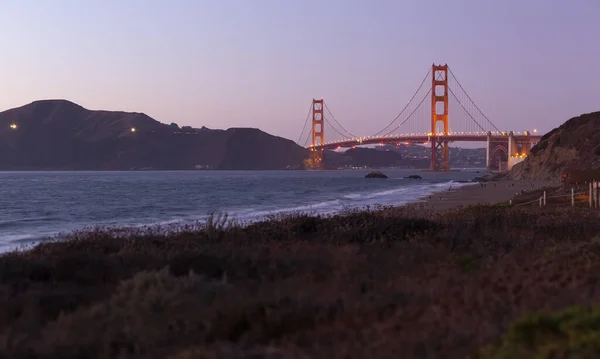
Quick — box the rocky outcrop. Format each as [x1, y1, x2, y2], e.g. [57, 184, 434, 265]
[365, 171, 388, 179]
[510, 111, 600, 181]
[407, 175, 422, 180]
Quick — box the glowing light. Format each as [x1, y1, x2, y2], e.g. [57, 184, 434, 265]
[9, 123, 17, 130]
[131, 127, 136, 132]
[533, 129, 538, 133]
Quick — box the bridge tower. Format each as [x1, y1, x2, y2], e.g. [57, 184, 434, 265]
[310, 98, 325, 169]
[430, 64, 449, 171]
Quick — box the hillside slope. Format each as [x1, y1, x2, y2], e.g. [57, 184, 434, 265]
[0, 100, 308, 170]
[510, 111, 600, 180]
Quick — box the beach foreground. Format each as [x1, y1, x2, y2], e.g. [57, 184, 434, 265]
[2, 197, 600, 358]
[420, 178, 560, 212]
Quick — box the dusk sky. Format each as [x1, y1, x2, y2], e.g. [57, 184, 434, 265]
[0, 0, 597, 143]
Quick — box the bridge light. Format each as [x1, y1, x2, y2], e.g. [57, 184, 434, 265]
[533, 129, 538, 133]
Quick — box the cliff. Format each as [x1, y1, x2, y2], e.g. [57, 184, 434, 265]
[0, 100, 308, 170]
[510, 111, 600, 180]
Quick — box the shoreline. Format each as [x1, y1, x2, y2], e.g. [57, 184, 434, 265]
[417, 178, 559, 213]
[0, 175, 559, 253]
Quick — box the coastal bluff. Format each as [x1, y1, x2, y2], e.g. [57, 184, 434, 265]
[510, 111, 600, 181]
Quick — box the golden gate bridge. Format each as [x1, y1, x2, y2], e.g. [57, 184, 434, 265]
[297, 64, 542, 171]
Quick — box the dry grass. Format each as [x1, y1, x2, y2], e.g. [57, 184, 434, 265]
[2, 203, 600, 358]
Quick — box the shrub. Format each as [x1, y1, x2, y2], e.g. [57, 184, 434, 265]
[474, 305, 600, 358]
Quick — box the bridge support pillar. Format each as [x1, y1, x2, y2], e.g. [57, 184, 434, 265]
[507, 131, 520, 170]
[486, 131, 492, 170]
[308, 98, 325, 170]
[430, 137, 449, 171]
[430, 64, 449, 171]
[521, 141, 532, 156]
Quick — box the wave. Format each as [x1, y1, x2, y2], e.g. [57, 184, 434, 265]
[233, 180, 475, 220]
[232, 199, 342, 220]
[343, 180, 471, 201]
[1, 233, 51, 252]
[138, 180, 475, 224]
[343, 187, 410, 200]
[0, 216, 60, 229]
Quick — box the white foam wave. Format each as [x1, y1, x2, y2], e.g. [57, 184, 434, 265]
[343, 187, 409, 200]
[235, 180, 475, 220]
[233, 199, 342, 220]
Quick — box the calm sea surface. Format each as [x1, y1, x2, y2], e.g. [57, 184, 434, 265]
[0, 169, 481, 251]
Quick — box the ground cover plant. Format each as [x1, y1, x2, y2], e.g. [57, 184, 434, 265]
[2, 203, 600, 358]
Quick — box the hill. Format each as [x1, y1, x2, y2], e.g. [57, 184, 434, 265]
[323, 144, 487, 170]
[510, 111, 600, 180]
[383, 144, 487, 168]
[0, 100, 308, 170]
[323, 147, 405, 169]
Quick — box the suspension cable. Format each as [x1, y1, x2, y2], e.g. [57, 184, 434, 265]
[324, 118, 353, 139]
[296, 102, 313, 144]
[323, 101, 358, 138]
[301, 122, 312, 147]
[447, 86, 486, 132]
[370, 68, 432, 137]
[447, 67, 501, 133]
[381, 87, 432, 137]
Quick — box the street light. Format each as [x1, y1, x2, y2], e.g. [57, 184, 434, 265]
[131, 127, 136, 133]
[9, 123, 17, 130]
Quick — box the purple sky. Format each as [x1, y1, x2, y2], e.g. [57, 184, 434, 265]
[0, 0, 597, 144]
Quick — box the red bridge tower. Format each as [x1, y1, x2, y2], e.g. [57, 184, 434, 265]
[430, 64, 449, 171]
[310, 98, 324, 169]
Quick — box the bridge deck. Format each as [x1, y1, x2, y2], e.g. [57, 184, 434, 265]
[310, 134, 543, 150]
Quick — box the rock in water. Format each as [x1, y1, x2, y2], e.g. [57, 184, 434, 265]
[408, 175, 422, 180]
[365, 171, 388, 179]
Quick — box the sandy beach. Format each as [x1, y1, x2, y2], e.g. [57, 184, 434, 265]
[420, 178, 560, 213]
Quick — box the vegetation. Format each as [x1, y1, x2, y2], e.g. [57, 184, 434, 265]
[474, 304, 600, 358]
[2, 204, 600, 358]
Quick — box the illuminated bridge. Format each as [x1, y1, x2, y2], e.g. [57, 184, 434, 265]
[297, 64, 543, 171]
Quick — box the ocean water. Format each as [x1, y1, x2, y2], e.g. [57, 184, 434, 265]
[0, 169, 481, 251]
